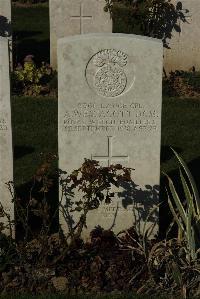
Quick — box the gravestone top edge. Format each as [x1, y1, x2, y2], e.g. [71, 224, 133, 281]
[0, 37, 8, 43]
[57, 33, 163, 45]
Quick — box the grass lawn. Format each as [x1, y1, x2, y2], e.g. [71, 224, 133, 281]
[12, 96, 57, 186]
[12, 3, 50, 64]
[161, 96, 200, 175]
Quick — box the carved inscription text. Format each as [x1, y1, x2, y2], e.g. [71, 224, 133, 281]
[63, 102, 160, 133]
[97, 204, 133, 218]
[0, 118, 8, 131]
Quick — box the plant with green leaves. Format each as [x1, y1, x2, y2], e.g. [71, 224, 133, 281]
[59, 159, 132, 245]
[165, 148, 200, 261]
[12, 55, 56, 96]
[105, 0, 187, 48]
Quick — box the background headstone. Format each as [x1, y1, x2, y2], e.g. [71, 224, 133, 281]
[58, 33, 163, 240]
[0, 38, 13, 237]
[0, 0, 11, 37]
[164, 0, 200, 73]
[0, 0, 12, 67]
[49, 0, 112, 69]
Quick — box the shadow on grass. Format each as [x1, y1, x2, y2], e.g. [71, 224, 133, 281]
[14, 38, 50, 65]
[13, 30, 42, 39]
[12, 4, 50, 65]
[161, 145, 182, 163]
[14, 146, 35, 159]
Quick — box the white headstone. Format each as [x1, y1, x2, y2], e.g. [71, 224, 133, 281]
[49, 0, 112, 68]
[58, 33, 163, 240]
[0, 0, 12, 67]
[164, 0, 200, 73]
[0, 38, 13, 237]
[0, 0, 11, 37]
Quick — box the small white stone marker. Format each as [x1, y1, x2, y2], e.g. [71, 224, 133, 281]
[58, 33, 163, 240]
[0, 38, 14, 237]
[49, 0, 112, 68]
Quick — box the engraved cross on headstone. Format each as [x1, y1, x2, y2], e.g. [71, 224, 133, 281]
[91, 136, 129, 167]
[70, 3, 93, 34]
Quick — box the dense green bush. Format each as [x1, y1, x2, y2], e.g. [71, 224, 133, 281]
[105, 0, 188, 48]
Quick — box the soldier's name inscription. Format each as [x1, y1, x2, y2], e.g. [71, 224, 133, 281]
[63, 102, 160, 133]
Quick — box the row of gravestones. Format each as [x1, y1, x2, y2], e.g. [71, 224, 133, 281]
[0, 0, 197, 240]
[1, 0, 200, 72]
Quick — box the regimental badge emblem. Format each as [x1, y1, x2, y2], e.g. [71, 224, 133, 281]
[85, 49, 135, 98]
[93, 49, 127, 97]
